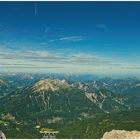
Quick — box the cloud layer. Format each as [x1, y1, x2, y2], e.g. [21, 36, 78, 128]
[0, 46, 139, 75]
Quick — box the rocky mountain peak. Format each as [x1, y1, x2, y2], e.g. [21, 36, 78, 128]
[31, 79, 70, 93]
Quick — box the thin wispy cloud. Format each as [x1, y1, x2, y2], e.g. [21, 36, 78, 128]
[47, 36, 83, 43]
[44, 27, 51, 33]
[59, 36, 83, 41]
[96, 24, 107, 29]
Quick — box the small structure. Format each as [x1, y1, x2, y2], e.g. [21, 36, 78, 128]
[40, 128, 59, 139]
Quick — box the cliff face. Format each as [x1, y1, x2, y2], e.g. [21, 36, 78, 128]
[102, 130, 140, 139]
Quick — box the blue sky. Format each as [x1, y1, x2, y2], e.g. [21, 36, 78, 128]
[0, 2, 140, 75]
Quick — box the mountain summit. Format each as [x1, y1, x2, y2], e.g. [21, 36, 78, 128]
[31, 79, 70, 93]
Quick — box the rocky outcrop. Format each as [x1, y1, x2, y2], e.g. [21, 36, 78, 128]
[0, 130, 6, 139]
[102, 129, 140, 139]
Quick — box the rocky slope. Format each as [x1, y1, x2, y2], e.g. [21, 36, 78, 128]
[102, 130, 140, 139]
[31, 79, 70, 93]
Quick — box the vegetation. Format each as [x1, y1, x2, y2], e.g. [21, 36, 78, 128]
[58, 109, 140, 138]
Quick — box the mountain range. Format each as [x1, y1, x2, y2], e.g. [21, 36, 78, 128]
[0, 73, 140, 138]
